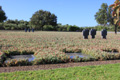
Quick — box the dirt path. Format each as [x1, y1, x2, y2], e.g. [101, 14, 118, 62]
[0, 60, 120, 73]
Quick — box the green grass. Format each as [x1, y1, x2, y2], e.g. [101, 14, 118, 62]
[1, 63, 120, 80]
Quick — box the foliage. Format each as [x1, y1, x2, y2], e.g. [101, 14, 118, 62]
[30, 10, 57, 30]
[93, 25, 116, 31]
[107, 7, 114, 25]
[4, 50, 34, 56]
[4, 23, 17, 30]
[67, 25, 79, 31]
[0, 51, 6, 66]
[43, 25, 56, 31]
[18, 24, 27, 30]
[1, 19, 29, 30]
[0, 22, 4, 29]
[57, 24, 81, 31]
[0, 19, 116, 31]
[5, 59, 31, 67]
[0, 6, 7, 22]
[95, 3, 112, 26]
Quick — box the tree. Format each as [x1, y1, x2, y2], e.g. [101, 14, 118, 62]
[30, 10, 57, 30]
[0, 6, 7, 22]
[95, 3, 109, 26]
[107, 7, 114, 25]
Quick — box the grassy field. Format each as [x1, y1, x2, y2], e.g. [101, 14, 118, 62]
[0, 63, 120, 80]
[1, 31, 120, 66]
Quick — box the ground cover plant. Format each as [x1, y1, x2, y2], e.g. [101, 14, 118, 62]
[0, 63, 120, 80]
[0, 31, 120, 66]
[0, 51, 5, 66]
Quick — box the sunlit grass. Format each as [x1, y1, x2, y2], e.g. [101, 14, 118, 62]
[0, 63, 120, 80]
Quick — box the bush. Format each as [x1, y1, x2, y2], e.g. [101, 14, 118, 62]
[0, 23, 4, 29]
[33, 56, 69, 65]
[18, 24, 27, 30]
[43, 25, 55, 31]
[79, 27, 84, 32]
[0, 51, 7, 67]
[4, 23, 17, 30]
[5, 59, 31, 67]
[67, 26, 79, 31]
[95, 26, 109, 31]
[4, 50, 34, 56]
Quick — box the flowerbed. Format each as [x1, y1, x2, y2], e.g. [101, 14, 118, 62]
[0, 31, 120, 67]
[0, 51, 6, 66]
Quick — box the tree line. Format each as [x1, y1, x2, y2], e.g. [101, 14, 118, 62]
[0, 6, 82, 31]
[0, 19, 83, 31]
[0, 3, 117, 31]
[0, 20, 117, 31]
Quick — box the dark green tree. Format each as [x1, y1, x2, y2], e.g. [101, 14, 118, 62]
[95, 3, 109, 26]
[0, 6, 7, 22]
[30, 10, 57, 30]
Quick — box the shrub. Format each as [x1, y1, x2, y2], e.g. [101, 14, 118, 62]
[0, 51, 7, 67]
[0, 23, 4, 29]
[67, 25, 79, 31]
[43, 25, 55, 31]
[62, 48, 82, 53]
[18, 24, 27, 30]
[4, 50, 34, 56]
[4, 23, 17, 30]
[5, 59, 31, 67]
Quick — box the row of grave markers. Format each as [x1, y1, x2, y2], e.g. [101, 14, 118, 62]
[24, 28, 107, 39]
[83, 29, 107, 39]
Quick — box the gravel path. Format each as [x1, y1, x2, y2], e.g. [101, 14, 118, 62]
[1, 60, 120, 73]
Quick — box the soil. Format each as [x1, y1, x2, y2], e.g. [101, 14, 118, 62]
[1, 60, 120, 73]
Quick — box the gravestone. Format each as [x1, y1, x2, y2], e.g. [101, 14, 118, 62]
[28, 28, 31, 32]
[83, 29, 89, 39]
[25, 28, 27, 32]
[101, 29, 107, 39]
[90, 29, 96, 39]
[32, 28, 34, 32]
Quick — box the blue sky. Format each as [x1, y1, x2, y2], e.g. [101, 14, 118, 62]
[0, 0, 115, 27]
